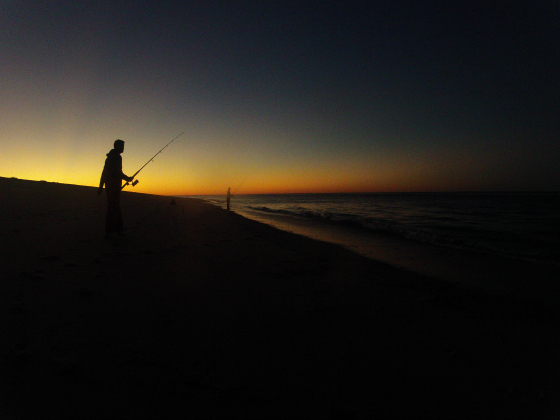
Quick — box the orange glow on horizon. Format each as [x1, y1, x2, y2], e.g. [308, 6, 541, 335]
[2, 126, 556, 195]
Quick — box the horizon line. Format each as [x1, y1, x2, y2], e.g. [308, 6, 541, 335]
[2, 177, 558, 196]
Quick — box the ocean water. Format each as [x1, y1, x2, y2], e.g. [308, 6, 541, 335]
[192, 192, 560, 266]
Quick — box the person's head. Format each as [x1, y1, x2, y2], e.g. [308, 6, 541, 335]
[114, 139, 125, 153]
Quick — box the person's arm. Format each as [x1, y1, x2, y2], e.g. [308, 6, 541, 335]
[97, 169, 106, 196]
[113, 154, 133, 182]
[121, 172, 133, 182]
[107, 154, 133, 182]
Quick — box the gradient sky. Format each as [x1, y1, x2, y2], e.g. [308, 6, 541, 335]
[1, 1, 559, 195]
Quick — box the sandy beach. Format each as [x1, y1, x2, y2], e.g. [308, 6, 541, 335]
[2, 177, 560, 419]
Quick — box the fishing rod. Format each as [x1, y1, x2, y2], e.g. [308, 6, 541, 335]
[122, 131, 184, 190]
[232, 175, 249, 195]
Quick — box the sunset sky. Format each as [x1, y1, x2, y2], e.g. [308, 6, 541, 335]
[1, 1, 559, 195]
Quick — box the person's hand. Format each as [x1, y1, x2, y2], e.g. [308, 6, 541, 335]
[127, 176, 134, 182]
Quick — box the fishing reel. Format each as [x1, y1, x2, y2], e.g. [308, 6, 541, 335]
[132, 179, 139, 187]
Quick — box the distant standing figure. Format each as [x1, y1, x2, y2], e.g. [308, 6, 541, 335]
[226, 187, 233, 211]
[98, 139, 133, 236]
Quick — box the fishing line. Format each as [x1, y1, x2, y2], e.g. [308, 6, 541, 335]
[122, 131, 184, 190]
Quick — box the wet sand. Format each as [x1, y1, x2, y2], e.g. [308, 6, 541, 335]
[2, 177, 560, 419]
[238, 208, 560, 301]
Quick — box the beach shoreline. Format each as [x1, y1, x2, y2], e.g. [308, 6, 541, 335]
[233, 204, 560, 301]
[2, 177, 560, 418]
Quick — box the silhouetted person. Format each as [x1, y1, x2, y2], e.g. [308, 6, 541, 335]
[98, 139, 133, 236]
[226, 187, 233, 210]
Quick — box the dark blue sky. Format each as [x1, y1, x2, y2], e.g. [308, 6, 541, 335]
[1, 1, 559, 193]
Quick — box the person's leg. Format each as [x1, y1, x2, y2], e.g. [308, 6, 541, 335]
[116, 195, 123, 233]
[106, 190, 121, 233]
